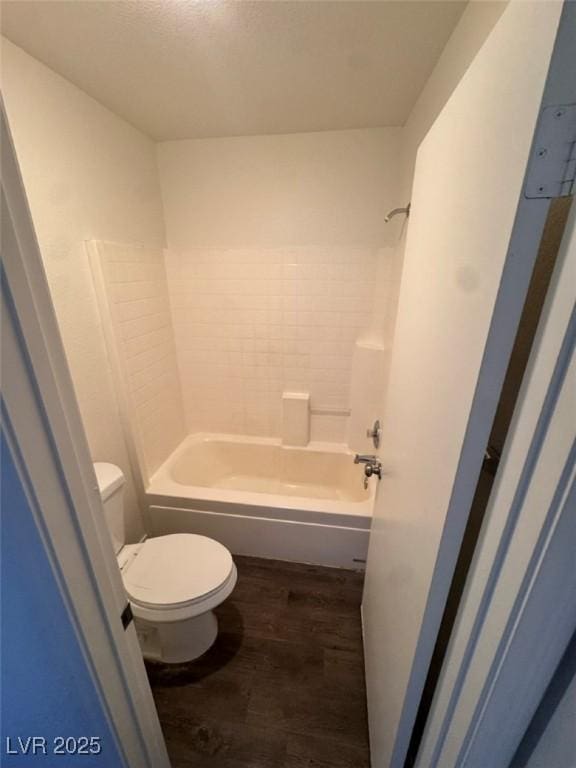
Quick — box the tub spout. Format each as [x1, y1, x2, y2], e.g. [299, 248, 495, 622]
[354, 453, 377, 465]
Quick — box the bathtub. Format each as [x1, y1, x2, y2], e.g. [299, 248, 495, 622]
[146, 434, 374, 569]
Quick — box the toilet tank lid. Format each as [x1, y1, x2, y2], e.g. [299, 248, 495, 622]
[93, 462, 125, 500]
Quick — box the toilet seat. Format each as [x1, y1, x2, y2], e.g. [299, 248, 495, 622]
[121, 534, 237, 619]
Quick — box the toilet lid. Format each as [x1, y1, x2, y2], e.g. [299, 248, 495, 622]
[123, 534, 234, 609]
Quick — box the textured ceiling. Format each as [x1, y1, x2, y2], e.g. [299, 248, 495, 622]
[1, 1, 467, 141]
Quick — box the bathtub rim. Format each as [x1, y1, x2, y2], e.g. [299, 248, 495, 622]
[147, 432, 375, 522]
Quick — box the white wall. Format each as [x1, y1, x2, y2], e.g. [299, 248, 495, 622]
[352, 2, 507, 457]
[165, 244, 382, 439]
[402, 1, 508, 195]
[345, 55, 504, 450]
[2, 39, 167, 540]
[158, 128, 402, 250]
[380, 1, 507, 358]
[91, 241, 186, 482]
[158, 129, 402, 440]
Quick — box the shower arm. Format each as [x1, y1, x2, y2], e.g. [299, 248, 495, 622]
[384, 203, 411, 223]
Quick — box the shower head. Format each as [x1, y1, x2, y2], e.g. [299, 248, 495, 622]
[384, 203, 411, 223]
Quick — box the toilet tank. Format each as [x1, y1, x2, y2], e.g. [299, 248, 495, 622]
[93, 462, 126, 555]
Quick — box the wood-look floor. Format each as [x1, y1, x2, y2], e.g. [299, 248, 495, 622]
[146, 555, 371, 768]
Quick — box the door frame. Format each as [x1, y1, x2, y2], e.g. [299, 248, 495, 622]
[416, 198, 575, 767]
[1, 102, 171, 768]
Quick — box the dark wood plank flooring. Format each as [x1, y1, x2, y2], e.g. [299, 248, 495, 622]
[146, 555, 370, 768]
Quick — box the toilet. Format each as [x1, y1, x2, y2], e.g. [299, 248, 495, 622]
[93, 462, 237, 664]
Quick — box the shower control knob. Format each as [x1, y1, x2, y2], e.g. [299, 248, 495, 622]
[366, 419, 382, 449]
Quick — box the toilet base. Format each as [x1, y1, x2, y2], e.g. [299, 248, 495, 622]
[134, 610, 218, 664]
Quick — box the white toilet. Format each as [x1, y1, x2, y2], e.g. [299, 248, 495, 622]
[94, 462, 237, 664]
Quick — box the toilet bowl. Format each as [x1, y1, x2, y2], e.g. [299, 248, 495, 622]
[94, 462, 237, 663]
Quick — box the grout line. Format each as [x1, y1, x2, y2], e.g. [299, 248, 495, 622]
[127, 350, 173, 377]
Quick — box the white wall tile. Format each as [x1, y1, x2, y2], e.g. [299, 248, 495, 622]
[166, 246, 382, 441]
[98, 242, 186, 476]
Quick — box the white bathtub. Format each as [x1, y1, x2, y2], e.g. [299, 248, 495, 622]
[146, 434, 374, 569]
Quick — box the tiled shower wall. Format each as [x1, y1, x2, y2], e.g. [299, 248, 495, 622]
[93, 241, 186, 478]
[165, 246, 378, 441]
[158, 128, 403, 443]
